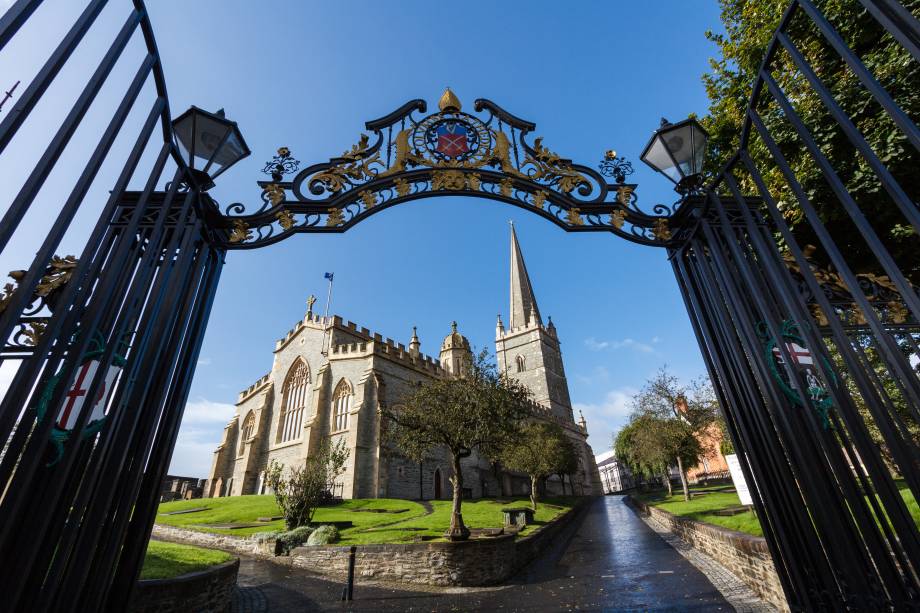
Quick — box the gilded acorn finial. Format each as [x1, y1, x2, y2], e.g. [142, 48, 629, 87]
[438, 87, 462, 112]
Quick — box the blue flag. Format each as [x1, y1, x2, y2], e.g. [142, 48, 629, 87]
[324, 272, 334, 281]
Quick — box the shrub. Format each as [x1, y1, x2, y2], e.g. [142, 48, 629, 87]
[306, 525, 339, 546]
[252, 530, 280, 544]
[265, 438, 349, 529]
[276, 526, 315, 553]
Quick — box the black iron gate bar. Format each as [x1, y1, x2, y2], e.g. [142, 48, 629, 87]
[0, 0, 918, 610]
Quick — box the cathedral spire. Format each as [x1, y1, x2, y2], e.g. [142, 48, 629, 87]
[509, 223, 542, 329]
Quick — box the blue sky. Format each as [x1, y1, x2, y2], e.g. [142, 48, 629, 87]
[0, 1, 724, 476]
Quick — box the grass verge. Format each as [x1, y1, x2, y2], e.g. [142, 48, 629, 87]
[141, 540, 233, 580]
[634, 481, 920, 538]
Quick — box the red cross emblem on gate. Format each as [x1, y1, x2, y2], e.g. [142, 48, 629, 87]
[771, 341, 813, 367]
[56, 360, 120, 431]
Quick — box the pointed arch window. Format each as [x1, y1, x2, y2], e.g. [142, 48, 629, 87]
[516, 355, 526, 372]
[278, 359, 310, 443]
[332, 379, 352, 432]
[239, 412, 255, 456]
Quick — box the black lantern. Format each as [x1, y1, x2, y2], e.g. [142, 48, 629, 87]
[171, 106, 250, 190]
[639, 117, 708, 194]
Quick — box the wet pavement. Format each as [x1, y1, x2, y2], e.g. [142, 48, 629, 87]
[232, 495, 734, 612]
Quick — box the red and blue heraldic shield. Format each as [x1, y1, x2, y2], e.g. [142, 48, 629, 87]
[436, 122, 469, 157]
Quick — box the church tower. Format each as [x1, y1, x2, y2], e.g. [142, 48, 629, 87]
[495, 224, 574, 422]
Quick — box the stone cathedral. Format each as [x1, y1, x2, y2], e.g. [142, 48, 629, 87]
[206, 227, 602, 500]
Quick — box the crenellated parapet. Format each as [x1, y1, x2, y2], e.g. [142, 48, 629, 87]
[237, 372, 271, 402]
[329, 337, 444, 376]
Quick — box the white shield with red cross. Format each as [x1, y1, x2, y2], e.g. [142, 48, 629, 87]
[56, 360, 120, 431]
[771, 341, 813, 368]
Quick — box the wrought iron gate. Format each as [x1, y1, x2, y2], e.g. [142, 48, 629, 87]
[0, 0, 917, 610]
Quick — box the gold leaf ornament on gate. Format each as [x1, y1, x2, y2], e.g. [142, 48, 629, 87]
[275, 209, 295, 230]
[228, 219, 251, 243]
[523, 137, 589, 194]
[313, 133, 381, 193]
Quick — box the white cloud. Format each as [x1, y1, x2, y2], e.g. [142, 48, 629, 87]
[584, 337, 656, 354]
[584, 337, 610, 351]
[197, 357, 212, 366]
[573, 387, 637, 450]
[652, 336, 662, 344]
[181, 397, 236, 425]
[169, 425, 223, 479]
[168, 398, 237, 477]
[610, 338, 655, 353]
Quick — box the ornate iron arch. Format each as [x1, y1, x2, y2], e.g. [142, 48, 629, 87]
[214, 90, 679, 249]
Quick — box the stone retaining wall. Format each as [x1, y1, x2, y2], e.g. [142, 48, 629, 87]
[151, 524, 273, 557]
[625, 495, 787, 611]
[129, 558, 239, 613]
[290, 501, 584, 586]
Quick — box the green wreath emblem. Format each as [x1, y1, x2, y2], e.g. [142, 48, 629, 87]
[34, 331, 127, 464]
[759, 320, 836, 430]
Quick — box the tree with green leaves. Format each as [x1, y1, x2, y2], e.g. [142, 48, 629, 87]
[555, 432, 580, 496]
[382, 350, 531, 540]
[501, 421, 575, 510]
[265, 436, 349, 530]
[702, 0, 920, 281]
[615, 415, 676, 496]
[628, 367, 718, 501]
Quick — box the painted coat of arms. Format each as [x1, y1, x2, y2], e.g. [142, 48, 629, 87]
[435, 121, 470, 158]
[761, 320, 835, 429]
[35, 332, 127, 463]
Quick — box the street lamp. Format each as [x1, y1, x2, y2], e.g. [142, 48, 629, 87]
[640, 117, 708, 194]
[172, 106, 250, 191]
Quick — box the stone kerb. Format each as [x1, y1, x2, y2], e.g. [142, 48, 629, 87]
[129, 558, 239, 613]
[625, 495, 787, 611]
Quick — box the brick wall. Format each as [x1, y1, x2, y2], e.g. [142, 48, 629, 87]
[129, 559, 238, 613]
[625, 496, 788, 611]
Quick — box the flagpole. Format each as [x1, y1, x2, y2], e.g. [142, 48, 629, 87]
[321, 273, 334, 356]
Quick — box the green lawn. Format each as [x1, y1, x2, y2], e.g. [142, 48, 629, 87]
[156, 495, 578, 544]
[635, 482, 920, 538]
[342, 497, 575, 544]
[156, 496, 429, 536]
[141, 540, 233, 580]
[634, 485, 763, 536]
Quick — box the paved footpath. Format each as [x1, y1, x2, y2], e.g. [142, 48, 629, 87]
[231, 495, 754, 612]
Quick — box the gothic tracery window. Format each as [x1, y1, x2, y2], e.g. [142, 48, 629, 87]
[239, 411, 255, 456]
[278, 359, 310, 443]
[516, 355, 526, 372]
[332, 379, 352, 432]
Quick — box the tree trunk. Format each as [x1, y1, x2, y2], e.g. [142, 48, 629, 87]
[676, 456, 691, 501]
[529, 474, 539, 511]
[662, 470, 672, 497]
[561, 474, 567, 496]
[447, 453, 470, 541]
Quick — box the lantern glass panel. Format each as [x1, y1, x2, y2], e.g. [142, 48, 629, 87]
[643, 135, 683, 182]
[662, 122, 706, 179]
